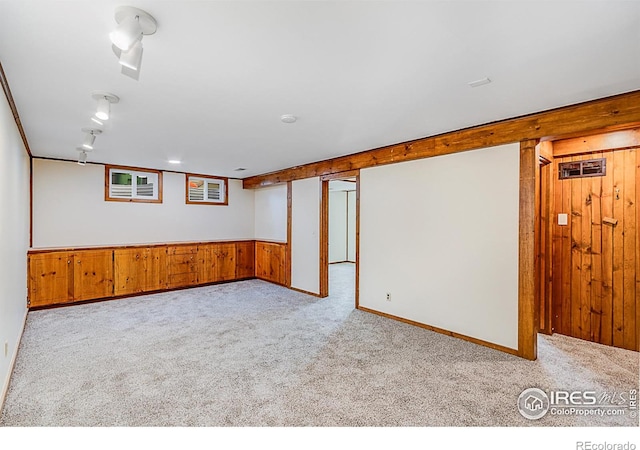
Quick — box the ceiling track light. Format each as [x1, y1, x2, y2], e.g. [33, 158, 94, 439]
[119, 39, 143, 71]
[76, 148, 89, 166]
[92, 92, 119, 121]
[81, 128, 102, 150]
[110, 6, 156, 80]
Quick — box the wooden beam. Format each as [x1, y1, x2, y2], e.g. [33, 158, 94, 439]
[243, 90, 640, 188]
[519, 139, 538, 360]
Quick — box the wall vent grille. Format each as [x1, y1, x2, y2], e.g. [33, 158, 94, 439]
[559, 158, 606, 180]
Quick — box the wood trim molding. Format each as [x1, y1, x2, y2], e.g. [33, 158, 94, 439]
[355, 173, 360, 308]
[29, 157, 33, 248]
[28, 239, 257, 254]
[0, 60, 32, 157]
[320, 170, 360, 181]
[357, 306, 520, 357]
[319, 180, 329, 297]
[288, 285, 323, 298]
[552, 128, 640, 157]
[184, 173, 229, 206]
[104, 164, 163, 204]
[518, 139, 538, 360]
[285, 181, 292, 287]
[243, 90, 640, 188]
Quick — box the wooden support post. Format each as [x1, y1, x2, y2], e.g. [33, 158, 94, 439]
[519, 139, 538, 360]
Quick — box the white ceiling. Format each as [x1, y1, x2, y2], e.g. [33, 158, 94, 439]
[1, 1, 639, 179]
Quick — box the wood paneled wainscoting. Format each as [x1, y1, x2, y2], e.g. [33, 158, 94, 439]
[550, 146, 638, 351]
[28, 240, 287, 309]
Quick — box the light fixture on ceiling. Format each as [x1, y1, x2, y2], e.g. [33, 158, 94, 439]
[168, 159, 181, 164]
[91, 117, 104, 126]
[77, 149, 88, 166]
[92, 92, 119, 121]
[81, 128, 102, 150]
[468, 77, 492, 88]
[281, 114, 297, 123]
[234, 168, 247, 172]
[119, 39, 143, 71]
[109, 6, 157, 80]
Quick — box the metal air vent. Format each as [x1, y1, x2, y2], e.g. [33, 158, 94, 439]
[559, 158, 606, 180]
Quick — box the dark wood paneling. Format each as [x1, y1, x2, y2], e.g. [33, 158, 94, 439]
[243, 91, 640, 188]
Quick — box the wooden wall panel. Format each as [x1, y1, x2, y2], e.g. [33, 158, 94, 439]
[552, 148, 637, 351]
[114, 248, 147, 295]
[28, 252, 73, 307]
[167, 245, 198, 289]
[29, 240, 256, 308]
[235, 241, 255, 279]
[255, 241, 287, 286]
[622, 150, 637, 350]
[72, 250, 113, 302]
[213, 243, 236, 282]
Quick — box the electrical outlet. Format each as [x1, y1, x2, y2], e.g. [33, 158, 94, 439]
[386, 293, 391, 301]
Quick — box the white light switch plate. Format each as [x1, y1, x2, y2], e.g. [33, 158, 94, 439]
[558, 213, 568, 226]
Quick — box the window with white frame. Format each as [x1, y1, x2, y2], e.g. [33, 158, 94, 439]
[186, 174, 228, 205]
[106, 166, 162, 203]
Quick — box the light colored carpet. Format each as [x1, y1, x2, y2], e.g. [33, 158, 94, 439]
[1, 263, 638, 426]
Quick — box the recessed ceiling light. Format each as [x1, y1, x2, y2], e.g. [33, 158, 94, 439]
[281, 114, 297, 123]
[468, 77, 492, 88]
[168, 160, 181, 164]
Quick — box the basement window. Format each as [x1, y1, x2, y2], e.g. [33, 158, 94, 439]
[558, 158, 606, 180]
[186, 174, 228, 205]
[105, 165, 162, 203]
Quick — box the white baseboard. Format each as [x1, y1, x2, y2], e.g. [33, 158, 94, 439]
[0, 308, 28, 413]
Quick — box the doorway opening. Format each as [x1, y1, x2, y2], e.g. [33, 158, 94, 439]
[535, 127, 639, 352]
[320, 171, 359, 308]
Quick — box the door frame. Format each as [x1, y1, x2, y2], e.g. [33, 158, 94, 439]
[320, 170, 360, 305]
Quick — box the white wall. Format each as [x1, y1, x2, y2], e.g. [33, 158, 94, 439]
[329, 191, 347, 262]
[32, 159, 255, 247]
[359, 143, 520, 350]
[0, 91, 30, 406]
[254, 184, 287, 242]
[291, 177, 320, 294]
